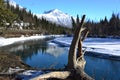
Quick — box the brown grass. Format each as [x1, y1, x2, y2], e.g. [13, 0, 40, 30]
[0, 29, 42, 38]
[0, 51, 30, 72]
[0, 51, 31, 80]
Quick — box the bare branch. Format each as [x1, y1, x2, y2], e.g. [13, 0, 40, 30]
[81, 29, 89, 42]
[80, 27, 86, 32]
[83, 47, 87, 55]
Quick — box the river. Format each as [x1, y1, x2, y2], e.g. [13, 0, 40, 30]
[1, 37, 120, 80]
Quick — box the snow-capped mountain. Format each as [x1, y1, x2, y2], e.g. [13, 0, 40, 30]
[8, 0, 73, 28]
[36, 9, 72, 28]
[9, 0, 23, 9]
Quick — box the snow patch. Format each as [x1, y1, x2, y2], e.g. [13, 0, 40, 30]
[0, 35, 64, 47]
[8, 67, 24, 74]
[17, 70, 44, 80]
[9, 0, 23, 9]
[51, 37, 120, 58]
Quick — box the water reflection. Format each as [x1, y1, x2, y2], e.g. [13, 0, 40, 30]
[8, 39, 48, 61]
[46, 46, 66, 57]
[5, 39, 68, 69]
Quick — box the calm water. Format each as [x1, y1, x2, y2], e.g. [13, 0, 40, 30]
[2, 38, 120, 80]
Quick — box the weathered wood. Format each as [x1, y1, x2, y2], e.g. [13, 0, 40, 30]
[67, 15, 86, 69]
[77, 40, 82, 57]
[77, 29, 89, 58]
[81, 29, 89, 42]
[31, 71, 70, 80]
[74, 66, 93, 80]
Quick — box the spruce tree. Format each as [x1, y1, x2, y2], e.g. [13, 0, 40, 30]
[0, 0, 17, 28]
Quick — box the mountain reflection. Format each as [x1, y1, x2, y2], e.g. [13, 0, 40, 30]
[5, 39, 67, 62]
[46, 46, 66, 57]
[8, 39, 48, 61]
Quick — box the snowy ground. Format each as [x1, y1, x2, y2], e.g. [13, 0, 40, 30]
[52, 37, 120, 59]
[17, 70, 46, 80]
[0, 35, 64, 47]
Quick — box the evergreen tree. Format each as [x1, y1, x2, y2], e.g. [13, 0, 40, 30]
[0, 0, 17, 28]
[109, 13, 119, 35]
[85, 13, 120, 37]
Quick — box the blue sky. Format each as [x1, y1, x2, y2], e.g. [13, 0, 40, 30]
[13, 0, 120, 21]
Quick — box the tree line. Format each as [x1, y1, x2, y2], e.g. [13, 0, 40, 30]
[86, 13, 120, 37]
[0, 0, 71, 34]
[72, 14, 120, 37]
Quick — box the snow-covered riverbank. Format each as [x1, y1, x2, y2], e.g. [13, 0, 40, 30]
[0, 35, 120, 59]
[0, 35, 64, 47]
[52, 37, 120, 60]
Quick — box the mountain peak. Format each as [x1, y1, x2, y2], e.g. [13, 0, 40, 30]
[44, 9, 63, 14]
[8, 0, 16, 7]
[36, 9, 72, 28]
[43, 9, 68, 17]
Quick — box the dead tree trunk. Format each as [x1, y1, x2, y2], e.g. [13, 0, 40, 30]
[67, 15, 86, 69]
[67, 15, 93, 80]
[31, 15, 93, 80]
